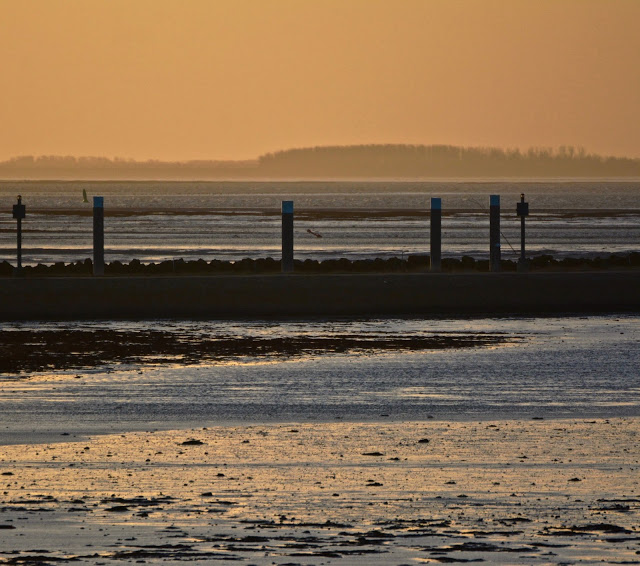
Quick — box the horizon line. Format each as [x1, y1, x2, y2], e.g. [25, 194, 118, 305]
[2, 143, 640, 164]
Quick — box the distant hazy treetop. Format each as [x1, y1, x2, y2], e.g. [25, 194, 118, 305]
[1, 144, 638, 179]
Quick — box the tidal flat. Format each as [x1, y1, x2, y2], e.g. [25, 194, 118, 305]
[1, 419, 639, 564]
[0, 315, 638, 564]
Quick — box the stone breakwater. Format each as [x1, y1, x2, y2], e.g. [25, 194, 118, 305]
[1, 252, 639, 277]
[1, 271, 639, 320]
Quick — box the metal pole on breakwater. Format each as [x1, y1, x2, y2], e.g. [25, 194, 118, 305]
[12, 195, 26, 276]
[282, 200, 294, 273]
[430, 197, 442, 272]
[489, 194, 501, 272]
[517, 193, 529, 273]
[93, 196, 104, 276]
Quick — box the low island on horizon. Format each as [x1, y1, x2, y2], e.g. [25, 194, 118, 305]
[2, 144, 639, 181]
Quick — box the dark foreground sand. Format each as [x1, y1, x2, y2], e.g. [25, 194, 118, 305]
[1, 418, 639, 564]
[1, 271, 640, 319]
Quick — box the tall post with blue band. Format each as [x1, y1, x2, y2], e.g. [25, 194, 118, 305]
[430, 197, 441, 272]
[489, 194, 500, 272]
[93, 196, 104, 276]
[517, 193, 529, 273]
[12, 195, 26, 275]
[281, 200, 294, 273]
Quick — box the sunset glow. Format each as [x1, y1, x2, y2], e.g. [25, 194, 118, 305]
[1, 0, 639, 161]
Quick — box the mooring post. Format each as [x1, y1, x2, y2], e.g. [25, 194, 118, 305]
[430, 197, 442, 272]
[281, 200, 294, 273]
[93, 196, 105, 276]
[516, 193, 529, 273]
[489, 194, 501, 272]
[12, 195, 26, 275]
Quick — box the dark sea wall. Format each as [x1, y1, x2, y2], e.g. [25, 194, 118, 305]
[1, 272, 639, 320]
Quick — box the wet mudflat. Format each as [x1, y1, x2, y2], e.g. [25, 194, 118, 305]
[1, 315, 639, 564]
[0, 316, 638, 440]
[0, 327, 513, 375]
[1, 418, 639, 565]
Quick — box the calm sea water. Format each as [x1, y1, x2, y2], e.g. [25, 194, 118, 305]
[1, 180, 638, 265]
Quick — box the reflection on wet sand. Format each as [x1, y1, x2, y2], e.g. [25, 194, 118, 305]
[1, 418, 638, 564]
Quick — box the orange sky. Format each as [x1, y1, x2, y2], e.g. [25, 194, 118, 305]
[1, 0, 639, 161]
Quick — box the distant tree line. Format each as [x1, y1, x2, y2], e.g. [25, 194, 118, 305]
[1, 145, 638, 179]
[258, 145, 640, 177]
[0, 155, 258, 180]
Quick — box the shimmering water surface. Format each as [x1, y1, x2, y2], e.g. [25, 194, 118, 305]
[1, 180, 638, 264]
[1, 315, 638, 443]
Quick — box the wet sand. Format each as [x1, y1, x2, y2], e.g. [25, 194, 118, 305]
[2, 271, 640, 319]
[1, 418, 639, 564]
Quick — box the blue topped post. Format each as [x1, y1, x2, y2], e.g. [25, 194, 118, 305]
[430, 197, 442, 272]
[516, 193, 529, 272]
[93, 196, 104, 276]
[489, 194, 500, 272]
[12, 195, 26, 275]
[281, 200, 294, 273]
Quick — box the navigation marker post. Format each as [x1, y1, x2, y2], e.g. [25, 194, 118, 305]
[93, 196, 105, 276]
[430, 197, 442, 272]
[282, 200, 294, 273]
[489, 194, 501, 272]
[12, 195, 26, 275]
[516, 193, 530, 273]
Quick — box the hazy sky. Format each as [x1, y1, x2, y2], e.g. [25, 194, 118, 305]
[1, 0, 639, 161]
